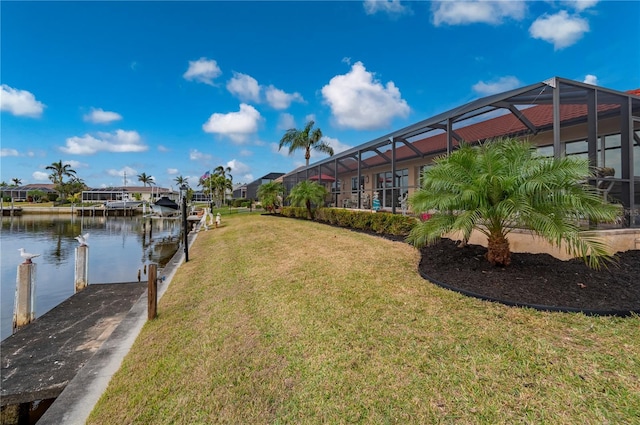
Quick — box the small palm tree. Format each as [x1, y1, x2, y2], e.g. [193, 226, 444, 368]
[46, 160, 76, 184]
[279, 120, 334, 166]
[174, 175, 188, 186]
[408, 138, 621, 269]
[209, 174, 233, 207]
[11, 178, 22, 186]
[137, 172, 154, 187]
[46, 160, 77, 200]
[257, 181, 284, 213]
[288, 180, 328, 219]
[213, 165, 232, 181]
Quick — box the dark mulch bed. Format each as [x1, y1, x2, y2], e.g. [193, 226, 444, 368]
[418, 238, 640, 314]
[272, 215, 639, 313]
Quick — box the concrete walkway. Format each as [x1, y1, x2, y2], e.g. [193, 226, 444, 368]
[36, 230, 199, 424]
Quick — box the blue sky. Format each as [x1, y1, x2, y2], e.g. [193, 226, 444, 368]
[2, 0, 639, 190]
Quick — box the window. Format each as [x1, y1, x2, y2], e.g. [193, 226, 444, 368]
[351, 176, 364, 193]
[375, 169, 408, 208]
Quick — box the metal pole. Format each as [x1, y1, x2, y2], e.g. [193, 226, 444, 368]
[182, 194, 189, 262]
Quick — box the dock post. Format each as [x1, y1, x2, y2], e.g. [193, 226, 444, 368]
[74, 245, 89, 292]
[148, 263, 157, 320]
[13, 262, 36, 332]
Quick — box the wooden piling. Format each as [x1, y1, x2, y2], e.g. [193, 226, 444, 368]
[148, 264, 157, 320]
[74, 245, 89, 293]
[13, 263, 36, 332]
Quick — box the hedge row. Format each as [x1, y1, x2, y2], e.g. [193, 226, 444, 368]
[281, 207, 417, 236]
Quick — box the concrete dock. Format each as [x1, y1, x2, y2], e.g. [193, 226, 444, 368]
[0, 220, 197, 424]
[0, 282, 147, 424]
[1, 283, 146, 406]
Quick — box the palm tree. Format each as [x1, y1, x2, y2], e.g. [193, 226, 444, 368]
[408, 138, 621, 269]
[201, 166, 233, 207]
[279, 120, 334, 166]
[46, 160, 77, 200]
[209, 174, 233, 208]
[174, 175, 188, 187]
[257, 181, 284, 213]
[46, 160, 76, 185]
[213, 165, 232, 180]
[137, 172, 154, 187]
[288, 180, 328, 219]
[11, 178, 22, 187]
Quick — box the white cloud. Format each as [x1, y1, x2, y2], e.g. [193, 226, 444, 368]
[84, 108, 122, 124]
[189, 149, 212, 161]
[157, 145, 170, 152]
[321, 61, 410, 130]
[472, 76, 521, 96]
[167, 168, 179, 175]
[183, 57, 222, 85]
[583, 74, 598, 85]
[265, 85, 304, 110]
[431, 1, 526, 26]
[226, 159, 251, 175]
[1, 148, 19, 157]
[227, 164, 254, 183]
[107, 166, 138, 181]
[32, 171, 49, 181]
[363, 0, 411, 16]
[61, 130, 147, 155]
[563, 0, 598, 12]
[0, 84, 45, 117]
[305, 114, 316, 123]
[322, 136, 352, 154]
[529, 11, 589, 50]
[270, 143, 291, 157]
[239, 149, 252, 157]
[64, 160, 89, 169]
[226, 72, 261, 103]
[277, 113, 296, 131]
[202, 103, 262, 143]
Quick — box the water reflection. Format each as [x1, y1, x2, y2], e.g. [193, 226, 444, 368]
[1, 214, 181, 341]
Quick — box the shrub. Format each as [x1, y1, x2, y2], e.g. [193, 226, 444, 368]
[232, 198, 249, 207]
[312, 208, 416, 236]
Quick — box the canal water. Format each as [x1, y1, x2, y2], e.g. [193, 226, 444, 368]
[1, 214, 181, 341]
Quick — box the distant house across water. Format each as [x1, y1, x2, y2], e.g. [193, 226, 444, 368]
[81, 186, 173, 203]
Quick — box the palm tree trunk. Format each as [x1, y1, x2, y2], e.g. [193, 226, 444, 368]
[486, 232, 511, 267]
[306, 200, 312, 219]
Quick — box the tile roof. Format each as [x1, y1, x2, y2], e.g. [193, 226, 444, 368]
[361, 99, 629, 169]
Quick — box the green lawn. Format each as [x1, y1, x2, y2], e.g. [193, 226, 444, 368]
[88, 214, 639, 424]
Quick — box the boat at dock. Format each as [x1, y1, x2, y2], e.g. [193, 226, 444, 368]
[104, 193, 142, 209]
[151, 196, 180, 217]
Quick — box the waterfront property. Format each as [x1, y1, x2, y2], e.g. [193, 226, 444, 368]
[0, 184, 57, 202]
[282, 77, 640, 228]
[81, 186, 173, 203]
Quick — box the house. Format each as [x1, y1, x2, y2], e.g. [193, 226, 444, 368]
[81, 186, 173, 203]
[233, 173, 285, 200]
[282, 77, 640, 227]
[0, 184, 57, 201]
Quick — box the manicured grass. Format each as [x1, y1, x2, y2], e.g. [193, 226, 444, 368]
[88, 214, 639, 424]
